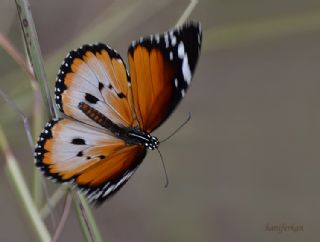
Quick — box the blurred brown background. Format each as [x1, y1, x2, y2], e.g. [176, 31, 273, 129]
[1, 0, 320, 241]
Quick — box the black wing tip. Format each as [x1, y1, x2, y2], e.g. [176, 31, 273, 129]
[127, 20, 202, 117]
[128, 20, 202, 53]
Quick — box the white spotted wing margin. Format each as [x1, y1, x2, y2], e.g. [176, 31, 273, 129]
[127, 21, 202, 131]
[34, 118, 147, 205]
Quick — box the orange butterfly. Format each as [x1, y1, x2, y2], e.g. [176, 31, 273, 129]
[35, 22, 202, 204]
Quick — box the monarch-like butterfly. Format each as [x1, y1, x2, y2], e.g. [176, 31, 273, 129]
[34, 21, 202, 205]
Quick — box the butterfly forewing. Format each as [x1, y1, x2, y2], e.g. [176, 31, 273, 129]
[55, 43, 137, 128]
[35, 119, 146, 203]
[128, 21, 202, 132]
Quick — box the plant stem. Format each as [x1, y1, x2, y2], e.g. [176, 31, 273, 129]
[40, 186, 67, 219]
[78, 193, 104, 242]
[74, 195, 95, 242]
[32, 79, 44, 208]
[52, 192, 73, 242]
[0, 128, 51, 242]
[175, 0, 199, 27]
[14, 0, 57, 118]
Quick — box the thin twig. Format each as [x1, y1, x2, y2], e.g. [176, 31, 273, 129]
[78, 193, 104, 242]
[40, 186, 68, 219]
[0, 33, 35, 82]
[0, 127, 51, 242]
[73, 192, 104, 242]
[0, 89, 34, 150]
[77, 194, 96, 242]
[175, 0, 199, 27]
[15, 0, 57, 118]
[52, 192, 73, 242]
[74, 193, 96, 242]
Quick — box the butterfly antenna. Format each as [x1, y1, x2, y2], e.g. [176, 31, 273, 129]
[160, 112, 191, 143]
[156, 148, 169, 188]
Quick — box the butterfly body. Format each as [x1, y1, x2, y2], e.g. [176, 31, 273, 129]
[35, 22, 202, 204]
[79, 101, 159, 150]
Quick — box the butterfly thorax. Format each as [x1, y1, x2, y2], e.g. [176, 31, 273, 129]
[79, 102, 159, 150]
[126, 129, 159, 150]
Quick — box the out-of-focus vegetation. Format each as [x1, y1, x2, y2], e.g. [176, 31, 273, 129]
[1, 0, 320, 241]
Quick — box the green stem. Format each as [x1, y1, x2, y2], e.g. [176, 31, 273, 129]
[32, 86, 44, 208]
[78, 193, 104, 242]
[0, 128, 51, 242]
[74, 194, 95, 242]
[40, 186, 67, 219]
[14, 0, 58, 118]
[175, 0, 198, 27]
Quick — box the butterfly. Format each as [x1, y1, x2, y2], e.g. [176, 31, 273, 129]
[34, 21, 202, 205]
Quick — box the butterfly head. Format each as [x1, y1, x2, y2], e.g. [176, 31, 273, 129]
[145, 135, 159, 150]
[127, 129, 159, 150]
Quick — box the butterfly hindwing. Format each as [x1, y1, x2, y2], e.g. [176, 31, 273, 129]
[55, 43, 137, 129]
[35, 118, 146, 204]
[128, 21, 202, 132]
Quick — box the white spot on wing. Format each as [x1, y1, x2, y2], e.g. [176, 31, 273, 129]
[169, 31, 177, 46]
[178, 42, 185, 59]
[155, 34, 160, 43]
[171, 36, 177, 46]
[182, 55, 192, 84]
[164, 33, 169, 48]
[178, 41, 192, 84]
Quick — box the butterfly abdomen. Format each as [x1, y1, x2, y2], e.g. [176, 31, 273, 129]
[78, 102, 123, 135]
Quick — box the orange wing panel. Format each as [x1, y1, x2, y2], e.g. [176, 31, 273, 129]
[128, 47, 175, 132]
[77, 145, 145, 186]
